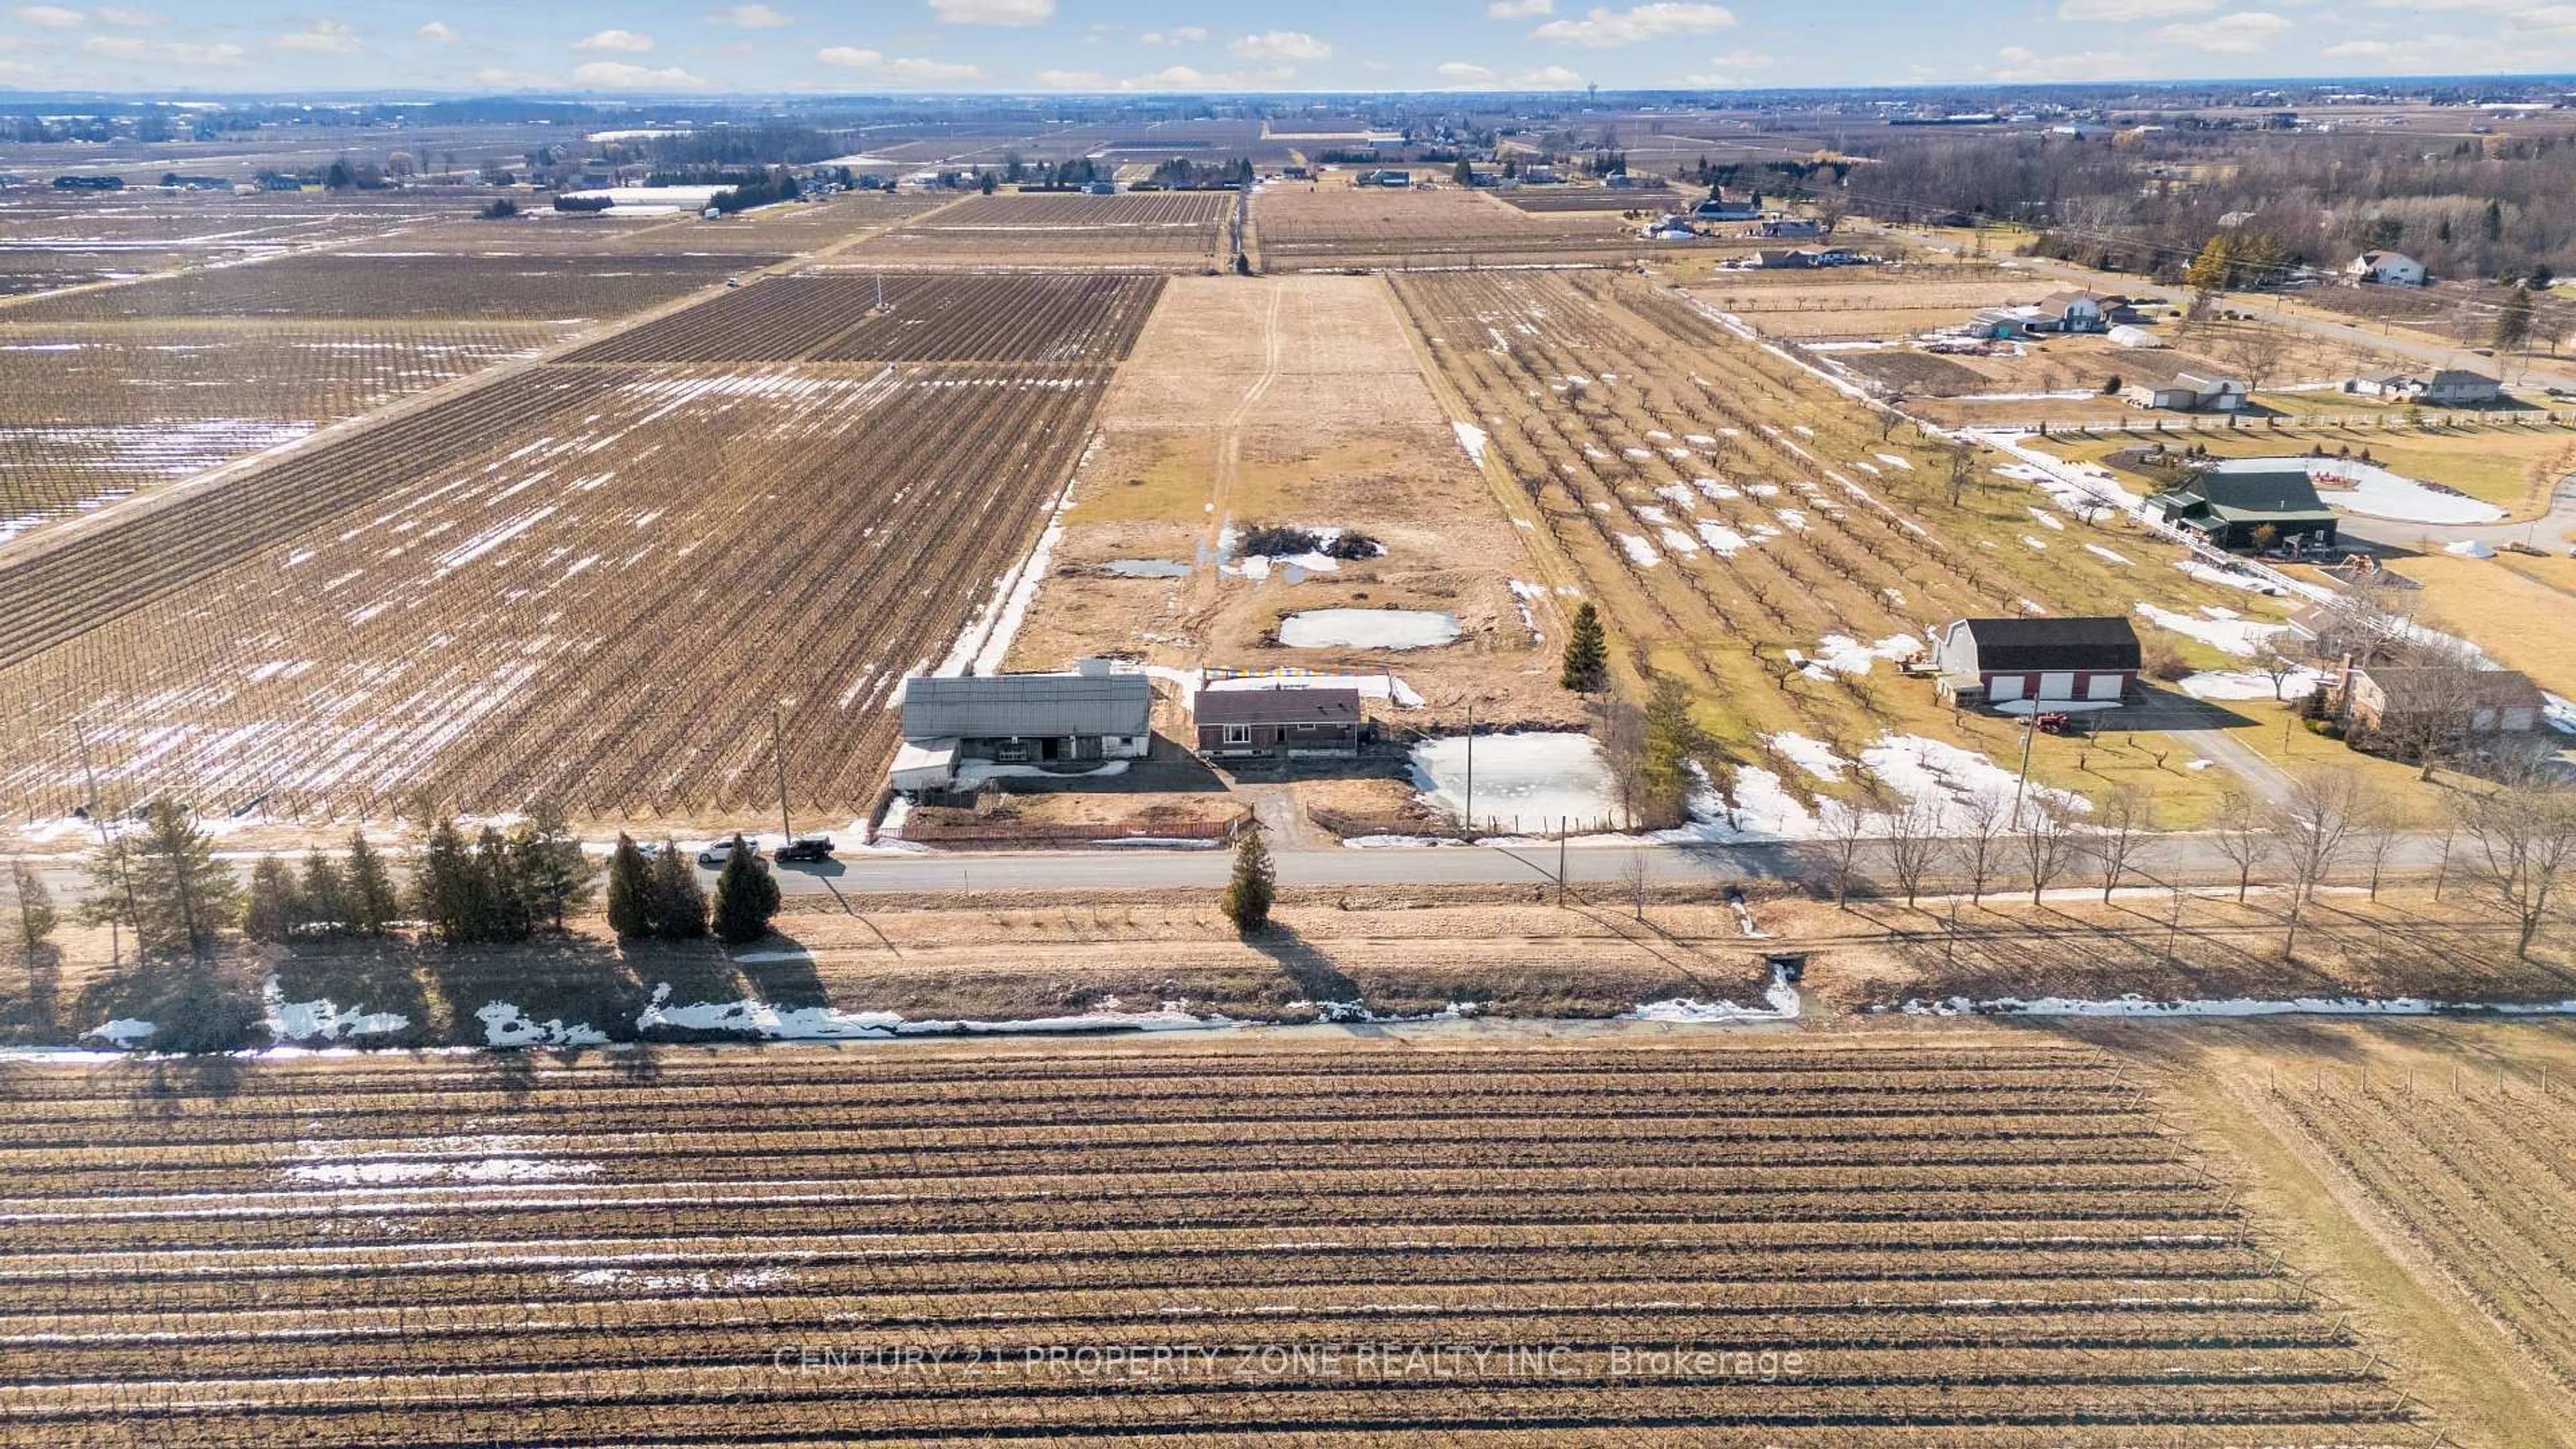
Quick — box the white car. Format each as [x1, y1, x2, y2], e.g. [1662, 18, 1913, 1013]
[696, 839, 758, 868]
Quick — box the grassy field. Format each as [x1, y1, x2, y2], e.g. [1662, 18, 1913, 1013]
[2401, 553, 2576, 698]
[2035, 421, 2576, 515]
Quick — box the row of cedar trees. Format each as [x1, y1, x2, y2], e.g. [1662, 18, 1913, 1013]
[81, 802, 782, 959]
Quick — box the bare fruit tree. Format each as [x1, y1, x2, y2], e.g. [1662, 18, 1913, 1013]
[2083, 785, 2149, 902]
[1821, 800, 1870, 909]
[2265, 768, 2365, 957]
[2450, 756, 2576, 959]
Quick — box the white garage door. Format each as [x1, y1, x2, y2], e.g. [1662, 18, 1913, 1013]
[1988, 674, 2026, 702]
[2086, 673, 2125, 701]
[2039, 672, 2077, 700]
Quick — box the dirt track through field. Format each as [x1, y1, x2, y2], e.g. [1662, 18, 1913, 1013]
[1191, 280, 1286, 611]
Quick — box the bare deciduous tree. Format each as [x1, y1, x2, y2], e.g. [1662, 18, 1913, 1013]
[2020, 802, 2076, 906]
[2450, 757, 2576, 959]
[1821, 800, 1869, 909]
[2266, 768, 2365, 957]
[1884, 796, 1943, 909]
[2083, 785, 2149, 902]
[2211, 789, 2272, 904]
[1960, 798, 2009, 905]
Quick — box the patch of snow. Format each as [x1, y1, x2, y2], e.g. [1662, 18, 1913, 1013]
[635, 983, 1232, 1039]
[476, 1002, 610, 1049]
[2135, 602, 2286, 658]
[83, 1019, 156, 1049]
[1450, 421, 1489, 467]
[1795, 632, 1921, 679]
[2180, 667, 2324, 702]
[1695, 521, 1751, 556]
[264, 977, 408, 1043]
[1616, 533, 1662, 568]
[2176, 559, 2286, 595]
[1901, 994, 2576, 1019]
[1623, 975, 1801, 1024]
[1768, 732, 1847, 782]
[1410, 732, 1625, 831]
[2446, 539, 2497, 559]
[1876, 453, 1913, 470]
[2084, 543, 2134, 566]
[953, 759, 1129, 788]
[2027, 507, 2065, 531]
[1279, 608, 1461, 651]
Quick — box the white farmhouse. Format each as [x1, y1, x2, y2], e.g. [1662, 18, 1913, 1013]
[2343, 250, 2426, 286]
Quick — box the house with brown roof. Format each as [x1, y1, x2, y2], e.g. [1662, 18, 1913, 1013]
[1194, 686, 1364, 759]
[2338, 665, 2546, 739]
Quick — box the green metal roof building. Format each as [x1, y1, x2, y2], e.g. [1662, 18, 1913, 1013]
[2146, 467, 2340, 552]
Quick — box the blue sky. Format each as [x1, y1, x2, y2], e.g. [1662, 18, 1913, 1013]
[0, 0, 2564, 95]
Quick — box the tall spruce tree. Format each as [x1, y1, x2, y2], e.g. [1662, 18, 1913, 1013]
[511, 802, 595, 932]
[606, 835, 652, 938]
[472, 826, 533, 943]
[299, 849, 346, 937]
[84, 802, 239, 960]
[409, 818, 476, 944]
[712, 836, 782, 945]
[649, 841, 708, 941]
[343, 834, 397, 938]
[242, 856, 297, 945]
[1560, 602, 1609, 693]
[14, 859, 58, 968]
[1222, 824, 1275, 935]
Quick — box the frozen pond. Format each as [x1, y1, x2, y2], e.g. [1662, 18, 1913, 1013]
[1279, 608, 1460, 651]
[2210, 456, 2506, 525]
[1410, 733, 1627, 830]
[1102, 558, 1189, 578]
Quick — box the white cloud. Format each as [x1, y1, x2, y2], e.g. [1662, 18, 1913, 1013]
[1438, 60, 1501, 84]
[881, 54, 985, 80]
[276, 19, 361, 55]
[709, 4, 793, 27]
[1533, 2, 1734, 45]
[1514, 63, 1587, 85]
[1230, 29, 1330, 60]
[93, 5, 157, 23]
[928, 0, 1053, 23]
[1488, 0, 1554, 13]
[2318, 35, 2394, 52]
[1138, 25, 1208, 43]
[474, 66, 545, 86]
[1990, 43, 2135, 78]
[2151, 9, 2291, 49]
[79, 34, 244, 64]
[0, 57, 33, 74]
[2057, 0, 2222, 17]
[10, 5, 83, 27]
[1122, 62, 1297, 89]
[572, 28, 655, 52]
[816, 45, 986, 83]
[571, 59, 706, 87]
[1035, 66, 1112, 85]
[415, 20, 460, 42]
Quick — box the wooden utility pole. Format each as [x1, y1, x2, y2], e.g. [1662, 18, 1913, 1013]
[71, 720, 133, 969]
[1463, 701, 1476, 836]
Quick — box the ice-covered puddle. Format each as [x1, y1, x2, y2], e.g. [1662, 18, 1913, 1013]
[2209, 456, 2507, 525]
[1102, 558, 1189, 578]
[1279, 608, 1461, 651]
[1409, 733, 1627, 830]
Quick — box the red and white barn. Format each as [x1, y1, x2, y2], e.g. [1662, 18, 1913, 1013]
[1933, 616, 2141, 708]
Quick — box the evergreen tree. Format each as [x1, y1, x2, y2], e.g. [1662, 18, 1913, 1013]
[343, 834, 396, 938]
[409, 817, 476, 944]
[511, 804, 596, 932]
[2494, 284, 2535, 351]
[242, 856, 297, 945]
[2483, 197, 2505, 242]
[1452, 157, 1474, 186]
[1641, 674, 1703, 820]
[2183, 232, 2236, 294]
[606, 834, 652, 938]
[83, 802, 239, 960]
[1560, 602, 1609, 693]
[712, 836, 782, 945]
[299, 849, 346, 937]
[649, 841, 707, 941]
[1222, 824, 1275, 935]
[472, 826, 533, 942]
[13, 859, 56, 967]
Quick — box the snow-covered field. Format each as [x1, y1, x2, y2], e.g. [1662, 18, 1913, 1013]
[2135, 602, 2287, 657]
[1409, 732, 1626, 830]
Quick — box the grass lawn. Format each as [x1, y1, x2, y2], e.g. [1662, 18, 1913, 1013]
[2402, 553, 2576, 700]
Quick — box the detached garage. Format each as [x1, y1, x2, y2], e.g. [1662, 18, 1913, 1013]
[1934, 616, 2142, 708]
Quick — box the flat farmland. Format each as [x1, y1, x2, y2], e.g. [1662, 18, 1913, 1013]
[0, 251, 755, 323]
[1392, 269, 2289, 826]
[566, 272, 1163, 364]
[0, 319, 557, 537]
[835, 191, 1233, 270]
[0, 1035, 2415, 1446]
[1253, 184, 1646, 270]
[0, 347, 1108, 822]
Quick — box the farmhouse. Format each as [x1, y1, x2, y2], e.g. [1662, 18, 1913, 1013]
[2337, 664, 2546, 738]
[1933, 616, 2142, 706]
[2147, 467, 2340, 551]
[1756, 217, 1823, 238]
[1194, 686, 1364, 759]
[2343, 250, 2427, 286]
[2033, 290, 2108, 333]
[2417, 368, 2503, 406]
[891, 664, 1153, 790]
[1692, 195, 1761, 221]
